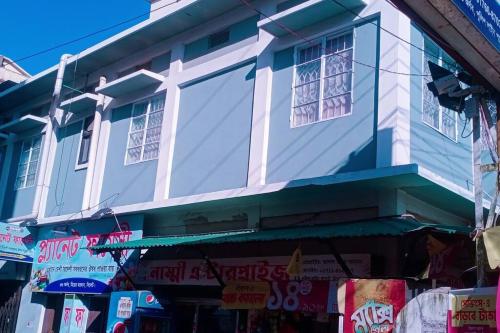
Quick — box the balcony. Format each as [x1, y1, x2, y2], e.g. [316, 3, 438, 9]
[95, 69, 164, 98]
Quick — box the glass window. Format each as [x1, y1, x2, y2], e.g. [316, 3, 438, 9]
[292, 32, 354, 127]
[125, 96, 165, 165]
[422, 38, 458, 141]
[15, 136, 42, 190]
[77, 116, 94, 167]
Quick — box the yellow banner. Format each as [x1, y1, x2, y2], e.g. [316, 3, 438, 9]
[221, 281, 270, 310]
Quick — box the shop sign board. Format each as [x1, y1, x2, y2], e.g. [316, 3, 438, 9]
[30, 215, 143, 293]
[137, 254, 370, 286]
[339, 279, 407, 333]
[448, 287, 497, 333]
[222, 281, 270, 310]
[451, 0, 500, 51]
[0, 221, 36, 263]
[59, 294, 89, 333]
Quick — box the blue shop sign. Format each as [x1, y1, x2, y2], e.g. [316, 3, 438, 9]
[452, 0, 500, 51]
[30, 215, 143, 294]
[0, 222, 36, 263]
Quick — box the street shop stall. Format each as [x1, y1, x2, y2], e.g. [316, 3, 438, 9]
[91, 217, 473, 333]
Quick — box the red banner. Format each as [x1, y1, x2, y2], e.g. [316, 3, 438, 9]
[340, 279, 406, 333]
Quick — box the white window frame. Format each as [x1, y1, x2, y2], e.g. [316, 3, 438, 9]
[421, 41, 458, 142]
[124, 95, 165, 166]
[15, 136, 41, 190]
[290, 30, 355, 128]
[75, 115, 94, 171]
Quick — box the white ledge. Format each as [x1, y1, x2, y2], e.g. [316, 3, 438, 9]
[95, 69, 164, 98]
[60, 93, 99, 113]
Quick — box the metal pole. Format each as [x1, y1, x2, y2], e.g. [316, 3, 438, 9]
[472, 110, 486, 287]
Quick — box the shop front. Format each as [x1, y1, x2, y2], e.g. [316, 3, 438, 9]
[27, 214, 143, 333]
[91, 217, 473, 333]
[0, 221, 36, 332]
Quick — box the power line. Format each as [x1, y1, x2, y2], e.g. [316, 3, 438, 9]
[7, 0, 181, 65]
[239, 0, 429, 77]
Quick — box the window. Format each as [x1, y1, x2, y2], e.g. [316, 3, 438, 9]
[125, 96, 165, 165]
[76, 116, 94, 167]
[422, 38, 458, 141]
[208, 30, 230, 49]
[117, 61, 152, 78]
[292, 32, 354, 127]
[15, 136, 42, 189]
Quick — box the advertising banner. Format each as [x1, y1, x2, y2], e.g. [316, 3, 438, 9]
[30, 215, 143, 293]
[222, 281, 270, 310]
[0, 221, 36, 263]
[267, 280, 337, 313]
[59, 294, 89, 333]
[136, 254, 370, 286]
[339, 279, 407, 333]
[448, 287, 497, 333]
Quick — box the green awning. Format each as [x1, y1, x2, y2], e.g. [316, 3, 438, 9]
[91, 218, 472, 252]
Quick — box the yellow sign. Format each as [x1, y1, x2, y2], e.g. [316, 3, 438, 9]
[450, 293, 496, 328]
[221, 281, 270, 310]
[286, 247, 303, 277]
[483, 226, 500, 269]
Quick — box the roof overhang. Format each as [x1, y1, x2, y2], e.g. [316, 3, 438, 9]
[391, 0, 500, 91]
[95, 70, 164, 98]
[0, 0, 246, 111]
[60, 93, 99, 113]
[0, 115, 47, 134]
[258, 0, 366, 37]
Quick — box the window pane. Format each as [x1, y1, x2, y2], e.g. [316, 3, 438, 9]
[78, 137, 91, 165]
[324, 51, 353, 77]
[442, 109, 457, 140]
[295, 60, 321, 86]
[30, 148, 40, 161]
[32, 137, 42, 149]
[322, 94, 351, 119]
[15, 177, 24, 189]
[145, 127, 161, 144]
[293, 103, 319, 127]
[131, 115, 146, 131]
[294, 81, 320, 107]
[344, 33, 353, 49]
[323, 72, 352, 98]
[298, 44, 321, 64]
[19, 150, 30, 165]
[128, 132, 144, 148]
[147, 111, 163, 128]
[17, 163, 28, 178]
[25, 174, 36, 187]
[151, 98, 164, 112]
[132, 102, 148, 117]
[126, 147, 142, 164]
[27, 162, 38, 175]
[143, 143, 159, 160]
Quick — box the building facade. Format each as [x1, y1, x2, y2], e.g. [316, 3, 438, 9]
[0, 0, 480, 332]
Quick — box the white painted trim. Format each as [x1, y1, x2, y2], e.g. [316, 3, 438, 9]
[156, 43, 184, 201]
[0, 138, 15, 214]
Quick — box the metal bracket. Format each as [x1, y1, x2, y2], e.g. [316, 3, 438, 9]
[111, 250, 137, 290]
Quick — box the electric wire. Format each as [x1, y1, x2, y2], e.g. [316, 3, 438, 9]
[239, 0, 430, 77]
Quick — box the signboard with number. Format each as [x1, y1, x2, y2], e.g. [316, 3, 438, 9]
[448, 287, 497, 333]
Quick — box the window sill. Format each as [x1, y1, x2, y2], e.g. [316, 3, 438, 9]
[422, 121, 458, 143]
[75, 164, 88, 171]
[124, 157, 159, 167]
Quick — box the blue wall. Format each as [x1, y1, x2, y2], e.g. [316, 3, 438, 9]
[100, 103, 159, 207]
[410, 25, 472, 190]
[1, 135, 45, 219]
[266, 21, 378, 183]
[170, 61, 256, 197]
[45, 120, 87, 217]
[184, 15, 259, 61]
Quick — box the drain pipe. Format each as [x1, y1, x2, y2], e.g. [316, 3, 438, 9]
[82, 75, 106, 211]
[30, 54, 71, 221]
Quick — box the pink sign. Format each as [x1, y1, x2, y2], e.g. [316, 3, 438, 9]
[136, 254, 370, 286]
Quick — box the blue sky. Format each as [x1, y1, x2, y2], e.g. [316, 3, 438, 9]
[0, 0, 150, 75]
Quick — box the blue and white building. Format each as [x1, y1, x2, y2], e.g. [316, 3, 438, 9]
[0, 0, 482, 332]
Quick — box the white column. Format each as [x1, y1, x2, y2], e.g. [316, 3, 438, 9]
[82, 76, 107, 211]
[376, 9, 412, 167]
[154, 43, 184, 200]
[247, 4, 276, 187]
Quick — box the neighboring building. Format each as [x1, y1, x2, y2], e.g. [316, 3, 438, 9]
[0, 0, 482, 332]
[0, 56, 30, 93]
